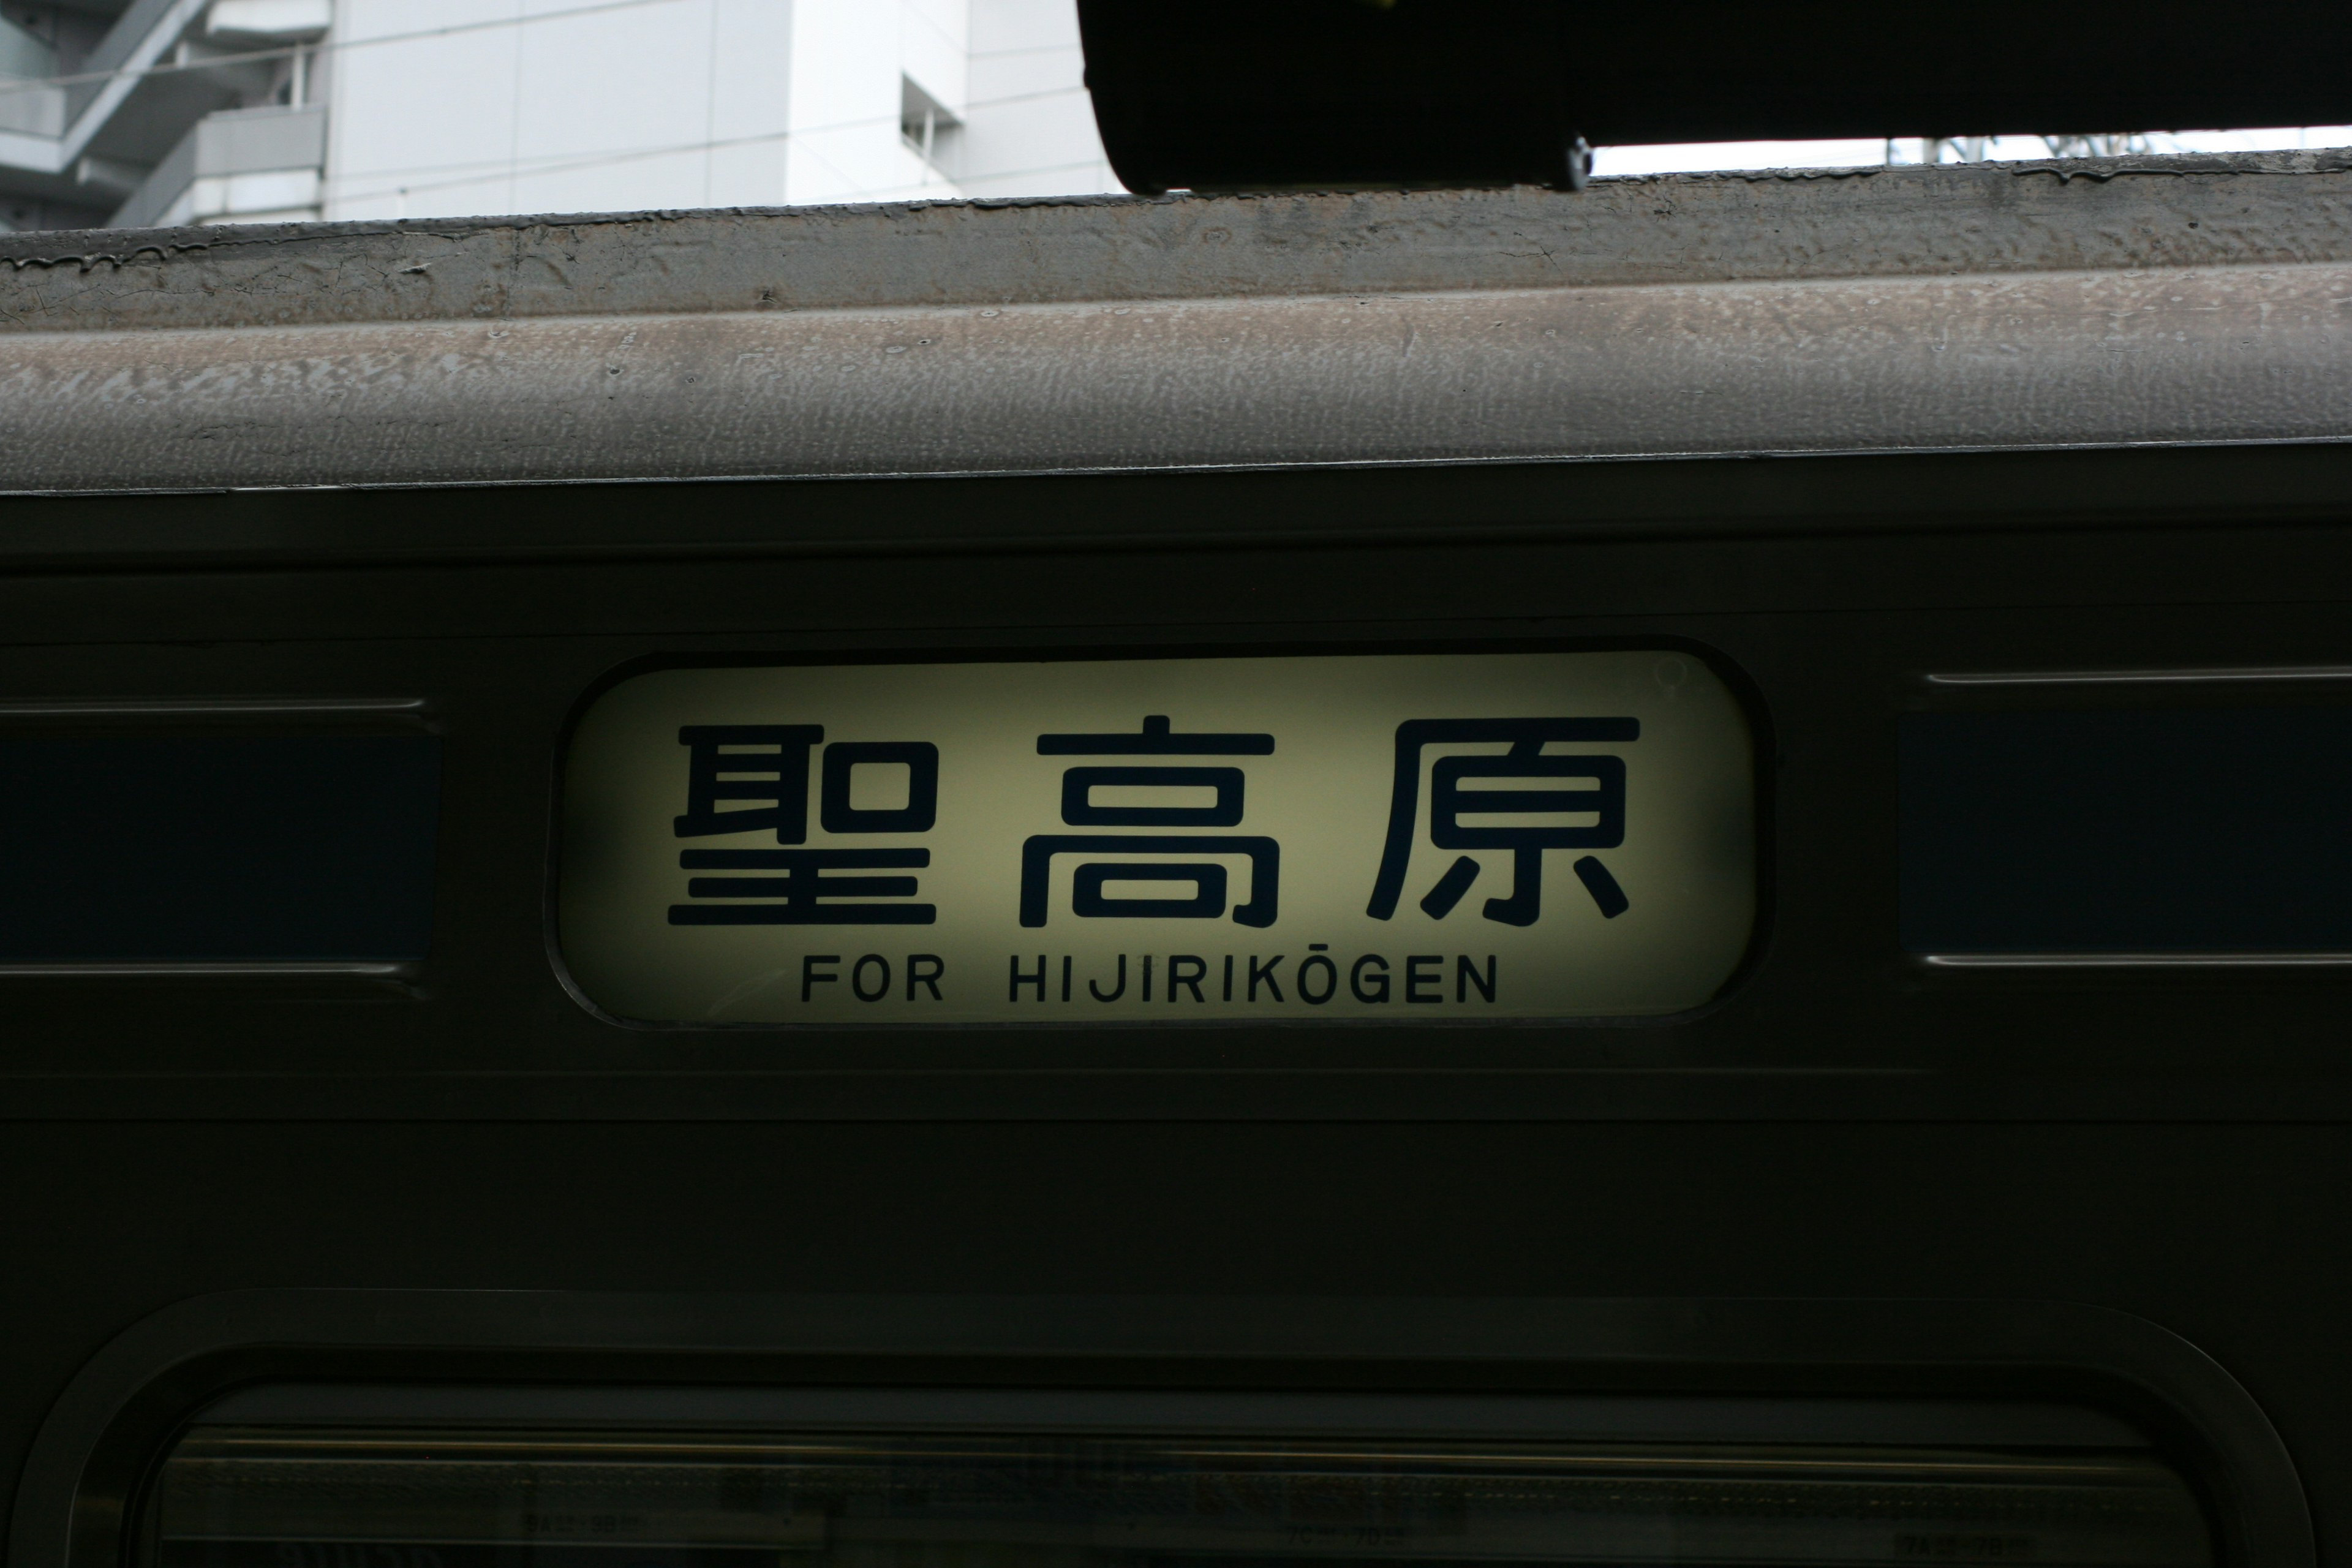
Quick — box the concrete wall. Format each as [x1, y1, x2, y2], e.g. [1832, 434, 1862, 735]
[960, 0, 1115, 198]
[320, 0, 1114, 222]
[324, 0, 801, 221]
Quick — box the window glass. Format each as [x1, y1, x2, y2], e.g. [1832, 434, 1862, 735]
[147, 1397, 2212, 1568]
[0, 735, 439, 962]
[1902, 707, 2352, 955]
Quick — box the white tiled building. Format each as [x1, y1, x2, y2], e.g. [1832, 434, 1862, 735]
[0, 0, 1117, 231]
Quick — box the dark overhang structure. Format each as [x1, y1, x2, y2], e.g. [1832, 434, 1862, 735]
[1077, 0, 2352, 193]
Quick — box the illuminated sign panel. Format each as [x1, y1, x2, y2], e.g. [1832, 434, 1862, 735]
[559, 652, 1755, 1023]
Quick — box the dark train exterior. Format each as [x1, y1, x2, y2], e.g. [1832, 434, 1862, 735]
[3, 153, 2351, 1568]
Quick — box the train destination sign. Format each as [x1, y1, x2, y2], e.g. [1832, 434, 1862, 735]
[558, 652, 1756, 1023]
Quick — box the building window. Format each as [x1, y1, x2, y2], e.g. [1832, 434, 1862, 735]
[900, 74, 962, 175]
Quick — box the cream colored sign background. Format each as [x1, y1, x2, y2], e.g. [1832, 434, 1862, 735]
[559, 652, 1755, 1023]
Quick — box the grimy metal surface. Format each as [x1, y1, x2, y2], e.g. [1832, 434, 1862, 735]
[6, 148, 2352, 1568]
[0, 151, 2348, 491]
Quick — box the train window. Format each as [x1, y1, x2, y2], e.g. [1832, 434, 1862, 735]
[557, 650, 1758, 1023]
[0, 735, 440, 964]
[142, 1387, 2212, 1568]
[1902, 707, 2352, 956]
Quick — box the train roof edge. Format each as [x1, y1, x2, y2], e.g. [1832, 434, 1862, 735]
[1, 150, 2349, 491]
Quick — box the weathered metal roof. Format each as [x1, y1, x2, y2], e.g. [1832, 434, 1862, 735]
[2, 151, 2349, 491]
